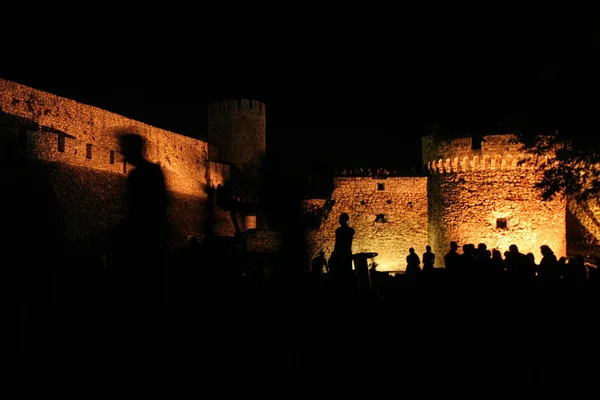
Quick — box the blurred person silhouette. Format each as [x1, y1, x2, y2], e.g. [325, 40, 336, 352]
[1, 127, 66, 379]
[115, 132, 169, 353]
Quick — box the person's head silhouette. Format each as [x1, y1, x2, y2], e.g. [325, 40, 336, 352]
[118, 133, 145, 166]
[339, 213, 349, 226]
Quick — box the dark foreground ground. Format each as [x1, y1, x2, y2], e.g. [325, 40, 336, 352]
[6, 261, 600, 399]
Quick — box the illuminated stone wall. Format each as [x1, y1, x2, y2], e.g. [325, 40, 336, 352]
[305, 177, 429, 273]
[423, 134, 567, 266]
[0, 78, 234, 249]
[207, 99, 266, 169]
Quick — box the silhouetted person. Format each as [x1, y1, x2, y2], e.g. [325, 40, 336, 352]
[406, 247, 421, 276]
[524, 252, 537, 282]
[116, 133, 168, 349]
[422, 245, 435, 275]
[539, 245, 558, 283]
[1, 132, 66, 378]
[569, 255, 587, 286]
[311, 250, 329, 275]
[329, 213, 355, 291]
[473, 243, 491, 279]
[504, 244, 528, 283]
[310, 250, 329, 290]
[557, 256, 568, 281]
[444, 241, 461, 280]
[490, 249, 505, 282]
[460, 243, 475, 279]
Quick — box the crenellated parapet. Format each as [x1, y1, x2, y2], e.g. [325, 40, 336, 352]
[423, 132, 566, 266]
[426, 153, 537, 173]
[422, 133, 538, 174]
[208, 99, 266, 116]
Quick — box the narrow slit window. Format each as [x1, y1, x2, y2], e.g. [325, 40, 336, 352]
[58, 135, 65, 152]
[109, 150, 115, 164]
[86, 143, 93, 159]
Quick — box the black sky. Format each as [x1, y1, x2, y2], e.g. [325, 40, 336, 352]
[2, 5, 600, 172]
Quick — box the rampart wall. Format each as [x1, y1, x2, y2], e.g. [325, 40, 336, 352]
[422, 134, 567, 265]
[305, 177, 428, 273]
[0, 78, 234, 249]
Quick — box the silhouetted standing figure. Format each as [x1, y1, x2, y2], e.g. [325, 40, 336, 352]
[444, 241, 461, 281]
[570, 255, 587, 286]
[539, 245, 558, 283]
[504, 244, 528, 284]
[406, 247, 421, 277]
[1, 134, 66, 379]
[117, 133, 168, 350]
[329, 213, 355, 291]
[490, 249, 505, 283]
[422, 245, 435, 275]
[310, 250, 329, 290]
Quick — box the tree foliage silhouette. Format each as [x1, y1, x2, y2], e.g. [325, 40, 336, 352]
[513, 130, 600, 202]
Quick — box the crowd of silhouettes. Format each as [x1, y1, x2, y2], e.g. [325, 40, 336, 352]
[306, 214, 600, 297]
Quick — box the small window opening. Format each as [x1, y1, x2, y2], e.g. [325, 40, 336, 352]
[109, 150, 115, 164]
[86, 143, 93, 159]
[496, 218, 507, 229]
[375, 214, 386, 223]
[377, 183, 385, 191]
[58, 135, 65, 152]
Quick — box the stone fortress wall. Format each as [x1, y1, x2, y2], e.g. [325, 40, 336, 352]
[305, 177, 429, 273]
[0, 77, 577, 272]
[0, 78, 234, 249]
[422, 134, 567, 267]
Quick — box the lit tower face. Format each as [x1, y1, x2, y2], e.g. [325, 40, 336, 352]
[422, 133, 566, 266]
[207, 99, 266, 171]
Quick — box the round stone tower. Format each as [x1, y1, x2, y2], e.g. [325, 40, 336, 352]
[207, 98, 266, 171]
[422, 133, 567, 267]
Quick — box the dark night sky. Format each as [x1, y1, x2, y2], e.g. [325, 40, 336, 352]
[2, 6, 600, 173]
